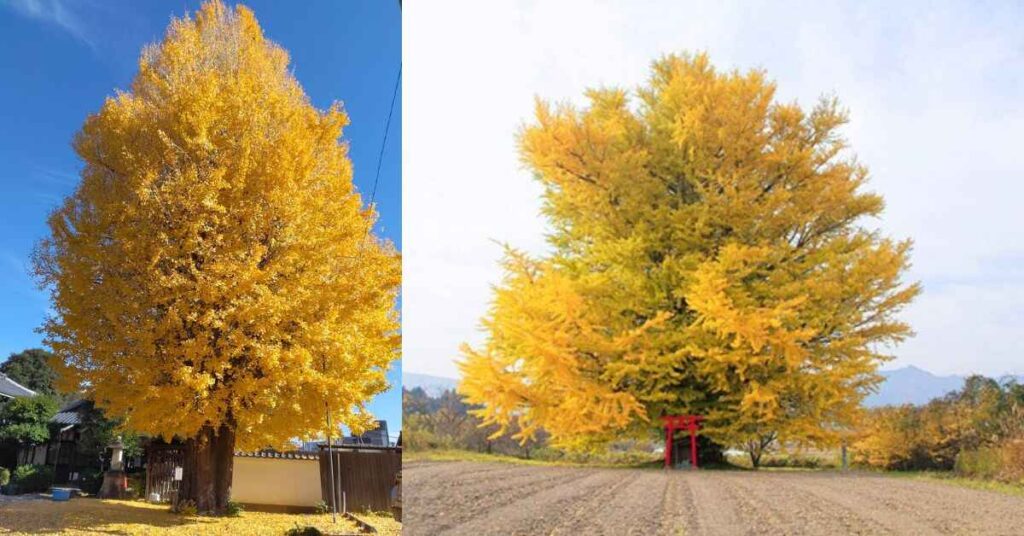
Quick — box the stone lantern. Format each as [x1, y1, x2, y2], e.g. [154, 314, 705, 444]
[98, 436, 129, 499]
[109, 437, 125, 471]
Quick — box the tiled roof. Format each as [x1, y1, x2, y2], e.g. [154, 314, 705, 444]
[234, 450, 319, 460]
[320, 444, 401, 451]
[50, 399, 91, 426]
[51, 410, 83, 425]
[0, 373, 36, 398]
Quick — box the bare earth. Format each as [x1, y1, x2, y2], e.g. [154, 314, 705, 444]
[404, 460, 1024, 535]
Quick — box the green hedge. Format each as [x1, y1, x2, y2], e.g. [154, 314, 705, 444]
[12, 464, 54, 493]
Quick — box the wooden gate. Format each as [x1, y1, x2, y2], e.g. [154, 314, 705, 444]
[319, 447, 401, 512]
[146, 444, 185, 503]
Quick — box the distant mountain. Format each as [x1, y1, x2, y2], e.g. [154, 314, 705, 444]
[866, 366, 1024, 407]
[403, 372, 459, 396]
[865, 366, 967, 407]
[404, 366, 1022, 408]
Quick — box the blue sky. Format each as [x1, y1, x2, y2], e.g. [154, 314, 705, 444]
[0, 0, 402, 437]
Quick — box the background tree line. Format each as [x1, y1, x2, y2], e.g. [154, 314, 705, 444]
[404, 385, 719, 466]
[403, 387, 542, 458]
[408, 373, 1024, 481]
[852, 375, 1024, 482]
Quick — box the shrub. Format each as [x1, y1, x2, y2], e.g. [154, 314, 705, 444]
[1000, 438, 1024, 482]
[761, 454, 829, 469]
[958, 438, 1024, 483]
[955, 447, 1002, 480]
[313, 500, 330, 514]
[226, 500, 245, 517]
[285, 526, 323, 536]
[12, 464, 54, 493]
[126, 471, 147, 499]
[0, 467, 10, 487]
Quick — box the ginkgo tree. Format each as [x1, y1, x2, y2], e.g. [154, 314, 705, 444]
[33, 0, 400, 512]
[459, 53, 919, 467]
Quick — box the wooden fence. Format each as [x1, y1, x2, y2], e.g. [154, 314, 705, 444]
[145, 444, 185, 503]
[319, 446, 401, 512]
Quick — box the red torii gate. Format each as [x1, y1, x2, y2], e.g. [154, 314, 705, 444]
[662, 415, 704, 469]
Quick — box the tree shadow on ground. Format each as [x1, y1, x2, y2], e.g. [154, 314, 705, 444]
[0, 497, 202, 535]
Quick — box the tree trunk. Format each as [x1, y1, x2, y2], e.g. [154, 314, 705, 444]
[176, 423, 236, 515]
[747, 439, 763, 469]
[747, 432, 776, 470]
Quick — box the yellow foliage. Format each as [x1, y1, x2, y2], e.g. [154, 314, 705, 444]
[0, 498, 400, 536]
[459, 53, 918, 451]
[853, 376, 1024, 472]
[33, 1, 400, 450]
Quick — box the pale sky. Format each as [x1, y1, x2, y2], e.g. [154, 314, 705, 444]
[403, 0, 1024, 379]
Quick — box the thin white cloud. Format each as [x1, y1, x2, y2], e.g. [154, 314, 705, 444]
[35, 167, 79, 187]
[403, 1, 1024, 378]
[4, 0, 95, 49]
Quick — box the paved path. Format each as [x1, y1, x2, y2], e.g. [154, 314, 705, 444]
[404, 460, 1024, 535]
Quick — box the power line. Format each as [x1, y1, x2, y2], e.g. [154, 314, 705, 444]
[369, 64, 402, 208]
[323, 65, 402, 520]
[337, 63, 401, 260]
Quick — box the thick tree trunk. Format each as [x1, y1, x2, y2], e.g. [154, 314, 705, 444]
[176, 423, 236, 515]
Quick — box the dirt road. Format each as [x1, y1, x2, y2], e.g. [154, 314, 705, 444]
[404, 460, 1024, 535]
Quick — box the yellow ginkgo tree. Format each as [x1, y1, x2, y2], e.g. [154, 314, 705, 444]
[459, 53, 919, 466]
[33, 1, 399, 512]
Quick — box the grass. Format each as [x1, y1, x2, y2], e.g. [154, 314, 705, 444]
[0, 497, 401, 535]
[404, 448, 589, 466]
[403, 448, 665, 469]
[404, 448, 750, 471]
[881, 470, 1024, 498]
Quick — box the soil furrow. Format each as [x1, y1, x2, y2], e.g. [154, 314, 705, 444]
[445, 470, 625, 536]
[803, 473, 1024, 535]
[404, 465, 599, 535]
[404, 461, 1024, 535]
[549, 469, 664, 535]
[659, 471, 694, 535]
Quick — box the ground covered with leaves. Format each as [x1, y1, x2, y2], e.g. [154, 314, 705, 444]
[0, 497, 400, 535]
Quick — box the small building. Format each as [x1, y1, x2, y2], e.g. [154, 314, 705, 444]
[46, 399, 94, 483]
[0, 373, 37, 469]
[17, 398, 142, 486]
[297, 420, 393, 451]
[342, 420, 390, 447]
[0, 372, 35, 399]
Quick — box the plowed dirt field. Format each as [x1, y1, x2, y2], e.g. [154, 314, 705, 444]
[404, 460, 1024, 535]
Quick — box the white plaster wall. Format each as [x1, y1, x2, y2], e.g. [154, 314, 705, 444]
[231, 457, 321, 507]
